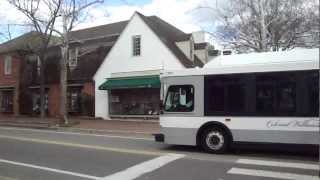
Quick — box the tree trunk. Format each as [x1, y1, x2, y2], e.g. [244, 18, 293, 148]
[258, 0, 268, 52]
[60, 46, 68, 124]
[60, 15, 69, 125]
[39, 55, 46, 119]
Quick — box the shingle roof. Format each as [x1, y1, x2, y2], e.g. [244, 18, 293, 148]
[68, 20, 128, 42]
[0, 31, 61, 54]
[194, 55, 204, 68]
[0, 32, 42, 54]
[68, 46, 112, 82]
[137, 13, 195, 68]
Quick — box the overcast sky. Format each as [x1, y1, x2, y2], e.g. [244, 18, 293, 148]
[0, 0, 219, 42]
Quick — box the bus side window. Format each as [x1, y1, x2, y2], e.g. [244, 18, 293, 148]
[164, 85, 194, 112]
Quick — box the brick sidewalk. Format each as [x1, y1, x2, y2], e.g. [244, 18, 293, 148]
[70, 119, 160, 134]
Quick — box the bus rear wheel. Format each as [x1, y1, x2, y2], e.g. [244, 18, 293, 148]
[200, 127, 229, 154]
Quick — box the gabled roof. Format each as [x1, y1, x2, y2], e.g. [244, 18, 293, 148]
[137, 12, 195, 68]
[0, 32, 42, 54]
[70, 12, 195, 68]
[68, 20, 128, 42]
[0, 31, 60, 54]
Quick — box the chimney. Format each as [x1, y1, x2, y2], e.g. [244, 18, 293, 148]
[192, 31, 206, 43]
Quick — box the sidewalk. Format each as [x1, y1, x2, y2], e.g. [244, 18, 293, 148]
[0, 116, 160, 135]
[66, 119, 160, 135]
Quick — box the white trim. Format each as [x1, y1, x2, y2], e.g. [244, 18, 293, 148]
[4, 55, 12, 75]
[110, 70, 160, 78]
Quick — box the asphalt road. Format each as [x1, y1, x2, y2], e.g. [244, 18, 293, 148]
[0, 127, 318, 180]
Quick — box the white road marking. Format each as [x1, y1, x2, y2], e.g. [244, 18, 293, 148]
[228, 168, 319, 180]
[103, 153, 185, 180]
[0, 127, 153, 141]
[237, 159, 319, 170]
[0, 158, 101, 180]
[0, 154, 185, 180]
[0, 134, 165, 156]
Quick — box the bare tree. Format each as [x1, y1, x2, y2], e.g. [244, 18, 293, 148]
[193, 0, 319, 53]
[54, 0, 103, 125]
[7, 0, 103, 124]
[8, 0, 62, 119]
[0, 24, 13, 41]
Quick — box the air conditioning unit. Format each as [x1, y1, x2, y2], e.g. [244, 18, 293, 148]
[208, 49, 221, 56]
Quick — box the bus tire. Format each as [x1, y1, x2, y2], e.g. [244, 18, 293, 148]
[200, 127, 230, 154]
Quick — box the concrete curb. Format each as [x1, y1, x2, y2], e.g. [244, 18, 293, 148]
[0, 124, 57, 130]
[57, 127, 157, 135]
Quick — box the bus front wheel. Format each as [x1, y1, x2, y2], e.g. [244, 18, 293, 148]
[200, 127, 230, 154]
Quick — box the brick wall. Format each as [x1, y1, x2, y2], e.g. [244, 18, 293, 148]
[0, 54, 21, 116]
[0, 54, 20, 86]
[82, 82, 94, 96]
[81, 82, 95, 116]
[48, 83, 61, 117]
[47, 82, 95, 117]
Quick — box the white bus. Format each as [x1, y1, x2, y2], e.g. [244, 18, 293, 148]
[155, 49, 319, 153]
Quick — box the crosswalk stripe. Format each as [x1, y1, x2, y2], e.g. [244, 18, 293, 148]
[237, 159, 319, 170]
[228, 168, 319, 180]
[102, 153, 185, 180]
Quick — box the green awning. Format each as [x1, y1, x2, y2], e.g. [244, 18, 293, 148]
[99, 75, 160, 90]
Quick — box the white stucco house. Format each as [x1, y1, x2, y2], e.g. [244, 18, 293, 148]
[93, 12, 215, 120]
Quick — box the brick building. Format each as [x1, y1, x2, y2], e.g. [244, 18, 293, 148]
[0, 26, 117, 117]
[0, 32, 43, 116]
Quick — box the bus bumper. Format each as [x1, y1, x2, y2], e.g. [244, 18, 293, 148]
[154, 133, 164, 142]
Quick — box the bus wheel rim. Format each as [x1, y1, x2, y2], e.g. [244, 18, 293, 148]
[206, 131, 224, 150]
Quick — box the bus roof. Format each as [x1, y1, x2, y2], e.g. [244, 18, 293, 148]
[162, 48, 319, 77]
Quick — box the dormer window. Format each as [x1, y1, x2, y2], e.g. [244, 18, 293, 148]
[4, 55, 12, 75]
[132, 35, 141, 56]
[69, 48, 78, 67]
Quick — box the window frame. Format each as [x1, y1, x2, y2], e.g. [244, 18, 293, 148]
[164, 84, 195, 113]
[132, 35, 141, 56]
[67, 88, 81, 113]
[4, 55, 12, 75]
[68, 47, 78, 67]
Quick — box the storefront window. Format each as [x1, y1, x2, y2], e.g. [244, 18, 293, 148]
[109, 88, 160, 116]
[0, 90, 13, 113]
[68, 89, 81, 113]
